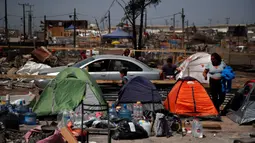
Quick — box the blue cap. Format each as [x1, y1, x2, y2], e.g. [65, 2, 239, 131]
[123, 104, 127, 109]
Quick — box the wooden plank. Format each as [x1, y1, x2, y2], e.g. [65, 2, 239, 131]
[60, 127, 78, 143]
[0, 74, 243, 89]
[0, 46, 190, 53]
[202, 123, 222, 130]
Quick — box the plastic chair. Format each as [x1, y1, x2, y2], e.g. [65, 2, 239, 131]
[80, 102, 111, 143]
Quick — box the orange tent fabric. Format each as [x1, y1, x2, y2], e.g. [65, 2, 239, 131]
[164, 77, 218, 117]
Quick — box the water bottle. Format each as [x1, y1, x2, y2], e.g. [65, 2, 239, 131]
[192, 118, 203, 138]
[16, 101, 29, 124]
[138, 101, 143, 119]
[109, 103, 118, 120]
[6, 94, 10, 105]
[119, 104, 132, 120]
[62, 110, 70, 126]
[24, 108, 37, 125]
[133, 103, 138, 119]
[75, 112, 82, 124]
[69, 111, 75, 123]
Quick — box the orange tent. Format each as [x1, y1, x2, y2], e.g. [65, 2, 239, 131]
[164, 77, 218, 117]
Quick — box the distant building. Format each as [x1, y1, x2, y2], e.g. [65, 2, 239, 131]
[45, 20, 88, 37]
[227, 26, 248, 37]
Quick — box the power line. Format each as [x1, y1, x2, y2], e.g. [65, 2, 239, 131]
[34, 13, 72, 19]
[148, 14, 179, 20]
[100, 0, 116, 23]
[8, 14, 22, 18]
[8, 13, 78, 19]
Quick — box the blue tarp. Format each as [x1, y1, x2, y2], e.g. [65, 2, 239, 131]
[117, 76, 161, 103]
[65, 24, 75, 30]
[102, 28, 133, 39]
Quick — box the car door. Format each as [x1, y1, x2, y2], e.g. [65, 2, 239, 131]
[85, 59, 110, 80]
[108, 59, 143, 80]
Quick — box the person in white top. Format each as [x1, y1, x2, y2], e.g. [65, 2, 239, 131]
[203, 53, 226, 112]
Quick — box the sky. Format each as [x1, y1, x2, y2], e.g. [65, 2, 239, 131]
[0, 0, 254, 30]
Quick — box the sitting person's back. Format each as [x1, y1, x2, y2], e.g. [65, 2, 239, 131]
[162, 57, 178, 79]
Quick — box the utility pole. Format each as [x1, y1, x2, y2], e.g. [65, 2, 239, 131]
[172, 15, 175, 33]
[5, 0, 9, 45]
[165, 19, 169, 26]
[95, 18, 101, 36]
[44, 15, 47, 45]
[73, 8, 77, 48]
[132, 0, 137, 50]
[144, 8, 147, 33]
[209, 19, 212, 27]
[172, 12, 181, 33]
[226, 17, 230, 25]
[108, 10, 111, 34]
[226, 17, 231, 65]
[186, 20, 189, 42]
[102, 20, 105, 31]
[18, 3, 29, 42]
[27, 5, 34, 39]
[181, 8, 185, 49]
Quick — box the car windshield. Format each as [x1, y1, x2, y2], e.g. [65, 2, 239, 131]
[72, 57, 95, 68]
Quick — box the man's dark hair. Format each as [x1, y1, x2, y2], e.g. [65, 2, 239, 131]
[120, 68, 128, 76]
[167, 57, 173, 63]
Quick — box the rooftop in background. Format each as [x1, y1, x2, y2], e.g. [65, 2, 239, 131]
[45, 20, 88, 29]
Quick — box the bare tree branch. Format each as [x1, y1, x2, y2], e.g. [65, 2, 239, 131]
[120, 0, 127, 5]
[116, 0, 133, 25]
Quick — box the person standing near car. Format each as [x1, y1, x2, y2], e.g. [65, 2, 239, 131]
[119, 68, 129, 86]
[122, 48, 135, 58]
[203, 53, 226, 112]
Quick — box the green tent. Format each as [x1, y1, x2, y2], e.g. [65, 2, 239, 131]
[33, 67, 107, 116]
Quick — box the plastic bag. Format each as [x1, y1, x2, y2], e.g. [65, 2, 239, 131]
[112, 119, 148, 140]
[153, 113, 174, 137]
[154, 113, 165, 137]
[0, 110, 19, 130]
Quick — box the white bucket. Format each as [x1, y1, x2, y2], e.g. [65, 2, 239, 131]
[139, 121, 151, 136]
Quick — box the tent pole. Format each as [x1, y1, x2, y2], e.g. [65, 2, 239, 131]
[81, 99, 84, 143]
[167, 92, 170, 111]
[191, 86, 196, 112]
[152, 89, 155, 113]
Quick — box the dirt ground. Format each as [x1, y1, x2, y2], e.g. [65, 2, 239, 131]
[87, 117, 255, 143]
[17, 117, 254, 143]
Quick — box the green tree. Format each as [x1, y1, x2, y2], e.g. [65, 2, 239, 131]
[117, 0, 161, 58]
[116, 0, 140, 52]
[116, 22, 125, 27]
[136, 0, 161, 53]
